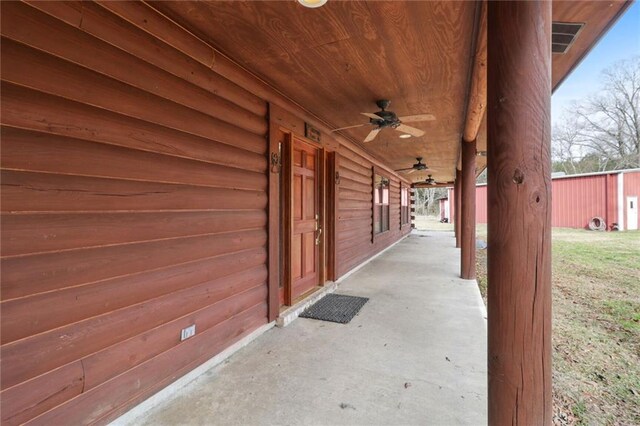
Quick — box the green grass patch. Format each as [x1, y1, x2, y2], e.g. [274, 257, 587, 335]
[475, 227, 640, 425]
[571, 400, 587, 424]
[603, 300, 640, 333]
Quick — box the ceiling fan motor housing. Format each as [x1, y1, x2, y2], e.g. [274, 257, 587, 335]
[370, 110, 400, 128]
[376, 99, 391, 110]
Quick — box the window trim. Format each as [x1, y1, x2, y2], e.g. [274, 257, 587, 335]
[372, 167, 391, 242]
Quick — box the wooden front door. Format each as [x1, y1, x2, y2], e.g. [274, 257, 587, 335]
[290, 138, 320, 301]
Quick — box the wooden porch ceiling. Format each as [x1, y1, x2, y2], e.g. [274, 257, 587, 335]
[152, 1, 630, 185]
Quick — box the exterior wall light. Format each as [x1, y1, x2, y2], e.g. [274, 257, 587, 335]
[297, 0, 328, 8]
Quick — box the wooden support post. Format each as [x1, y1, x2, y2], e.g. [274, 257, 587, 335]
[460, 139, 476, 280]
[487, 2, 552, 425]
[455, 169, 462, 248]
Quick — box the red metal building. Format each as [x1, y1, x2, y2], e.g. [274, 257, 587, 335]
[446, 169, 640, 230]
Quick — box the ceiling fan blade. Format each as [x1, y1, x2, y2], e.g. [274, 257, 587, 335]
[361, 112, 384, 121]
[398, 114, 436, 123]
[363, 128, 381, 143]
[331, 123, 370, 132]
[394, 167, 414, 172]
[396, 124, 425, 137]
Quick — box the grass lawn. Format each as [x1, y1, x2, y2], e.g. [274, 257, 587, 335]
[475, 225, 640, 425]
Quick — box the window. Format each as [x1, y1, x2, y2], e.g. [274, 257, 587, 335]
[401, 185, 410, 226]
[373, 172, 390, 237]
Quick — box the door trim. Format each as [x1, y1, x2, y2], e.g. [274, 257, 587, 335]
[282, 134, 326, 306]
[267, 116, 282, 322]
[627, 195, 638, 231]
[283, 132, 293, 305]
[327, 151, 339, 281]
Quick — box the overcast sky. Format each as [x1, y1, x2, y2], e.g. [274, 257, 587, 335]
[552, 2, 640, 124]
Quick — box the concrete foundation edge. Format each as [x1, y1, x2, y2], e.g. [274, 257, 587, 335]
[111, 234, 410, 422]
[109, 321, 276, 426]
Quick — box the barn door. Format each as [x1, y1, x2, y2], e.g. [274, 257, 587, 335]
[627, 196, 638, 231]
[285, 138, 322, 305]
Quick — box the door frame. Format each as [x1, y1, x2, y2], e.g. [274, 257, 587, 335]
[326, 151, 339, 282]
[281, 132, 327, 306]
[627, 195, 638, 231]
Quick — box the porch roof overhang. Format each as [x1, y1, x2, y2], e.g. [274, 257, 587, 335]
[150, 0, 631, 185]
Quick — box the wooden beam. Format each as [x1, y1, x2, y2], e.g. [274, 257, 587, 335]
[460, 139, 476, 279]
[455, 170, 462, 248]
[463, 0, 487, 143]
[411, 183, 454, 189]
[487, 2, 552, 424]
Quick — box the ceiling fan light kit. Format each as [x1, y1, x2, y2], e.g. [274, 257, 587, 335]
[297, 0, 328, 8]
[394, 157, 428, 174]
[331, 99, 435, 143]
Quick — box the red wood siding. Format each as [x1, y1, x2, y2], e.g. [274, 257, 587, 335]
[0, 2, 416, 424]
[0, 2, 268, 424]
[336, 149, 411, 278]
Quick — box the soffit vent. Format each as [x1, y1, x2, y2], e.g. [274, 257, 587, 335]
[552, 22, 585, 54]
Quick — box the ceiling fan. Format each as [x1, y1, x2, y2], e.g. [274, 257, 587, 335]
[394, 157, 428, 174]
[331, 99, 435, 143]
[422, 174, 451, 186]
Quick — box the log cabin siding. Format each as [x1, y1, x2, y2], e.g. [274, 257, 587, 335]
[0, 2, 268, 424]
[336, 149, 411, 278]
[0, 2, 413, 424]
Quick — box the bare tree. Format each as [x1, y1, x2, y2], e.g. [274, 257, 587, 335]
[552, 56, 640, 172]
[552, 116, 584, 174]
[414, 187, 447, 216]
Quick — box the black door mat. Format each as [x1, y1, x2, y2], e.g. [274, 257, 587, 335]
[300, 293, 369, 324]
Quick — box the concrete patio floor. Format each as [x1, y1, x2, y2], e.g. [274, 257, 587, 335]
[132, 230, 487, 426]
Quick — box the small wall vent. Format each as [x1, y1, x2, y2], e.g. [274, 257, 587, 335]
[552, 22, 584, 54]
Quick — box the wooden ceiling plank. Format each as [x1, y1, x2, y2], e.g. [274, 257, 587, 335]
[145, 1, 629, 185]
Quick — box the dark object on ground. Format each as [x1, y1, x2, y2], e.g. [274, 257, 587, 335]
[588, 216, 606, 231]
[440, 218, 449, 223]
[300, 294, 369, 324]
